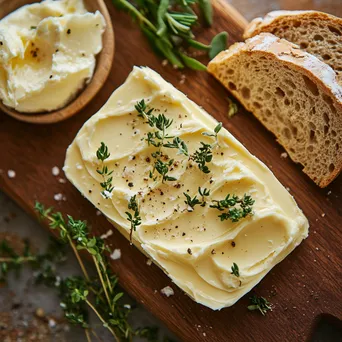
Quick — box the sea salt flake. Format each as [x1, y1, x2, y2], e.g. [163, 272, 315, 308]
[100, 229, 113, 239]
[110, 249, 121, 260]
[7, 170, 16, 178]
[54, 193, 63, 201]
[52, 166, 60, 176]
[161, 286, 174, 297]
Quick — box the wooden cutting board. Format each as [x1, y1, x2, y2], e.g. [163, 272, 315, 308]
[1, 0, 341, 341]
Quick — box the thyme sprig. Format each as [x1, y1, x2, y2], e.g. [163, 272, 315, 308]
[191, 122, 222, 174]
[136, 99, 188, 182]
[125, 195, 142, 243]
[248, 295, 272, 316]
[34, 202, 131, 341]
[210, 194, 254, 222]
[183, 187, 210, 210]
[96, 142, 114, 199]
[112, 0, 228, 70]
[231, 262, 239, 277]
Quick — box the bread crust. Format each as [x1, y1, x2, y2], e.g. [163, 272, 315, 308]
[243, 10, 342, 40]
[208, 33, 342, 187]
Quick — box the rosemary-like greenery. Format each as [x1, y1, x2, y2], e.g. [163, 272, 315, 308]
[135, 99, 188, 182]
[191, 122, 222, 173]
[126, 195, 142, 243]
[248, 295, 272, 316]
[96, 142, 114, 199]
[210, 194, 255, 222]
[11, 202, 159, 341]
[230, 262, 239, 277]
[112, 0, 228, 70]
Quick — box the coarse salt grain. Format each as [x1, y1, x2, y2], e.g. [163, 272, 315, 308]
[58, 178, 66, 184]
[160, 286, 174, 297]
[7, 170, 16, 178]
[100, 229, 113, 239]
[146, 259, 153, 266]
[96, 210, 102, 216]
[161, 59, 168, 66]
[48, 318, 56, 328]
[52, 166, 60, 176]
[110, 249, 121, 260]
[280, 152, 288, 159]
[321, 213, 326, 217]
[54, 193, 63, 201]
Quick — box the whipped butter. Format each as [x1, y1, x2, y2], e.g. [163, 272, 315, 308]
[0, 0, 105, 113]
[64, 67, 309, 310]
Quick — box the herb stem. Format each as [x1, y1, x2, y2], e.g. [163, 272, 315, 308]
[85, 299, 119, 341]
[44, 213, 91, 282]
[0, 256, 36, 263]
[67, 235, 91, 283]
[85, 328, 92, 342]
[115, 0, 157, 32]
[93, 256, 112, 311]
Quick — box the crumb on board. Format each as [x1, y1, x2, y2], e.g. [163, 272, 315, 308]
[52, 166, 60, 176]
[100, 229, 113, 239]
[160, 286, 174, 297]
[110, 249, 121, 260]
[7, 170, 16, 178]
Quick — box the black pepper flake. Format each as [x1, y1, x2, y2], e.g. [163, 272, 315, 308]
[175, 225, 178, 228]
[128, 182, 134, 188]
[182, 232, 186, 236]
[160, 191, 164, 195]
[82, 53, 85, 57]
[187, 248, 192, 255]
[221, 152, 224, 156]
[49, 75, 53, 79]
[88, 190, 92, 194]
[231, 241, 236, 247]
[146, 157, 151, 163]
[0, 41, 3, 45]
[211, 249, 216, 255]
[221, 252, 224, 255]
[67, 28, 71, 34]
[209, 179, 214, 184]
[174, 183, 181, 189]
[55, 49, 59, 53]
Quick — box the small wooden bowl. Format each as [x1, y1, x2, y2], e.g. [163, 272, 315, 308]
[0, 0, 114, 124]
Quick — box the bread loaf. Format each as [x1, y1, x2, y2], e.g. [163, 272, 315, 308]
[244, 11, 342, 79]
[208, 33, 342, 187]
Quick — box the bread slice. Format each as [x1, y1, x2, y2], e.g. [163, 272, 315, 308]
[243, 11, 342, 79]
[208, 33, 342, 187]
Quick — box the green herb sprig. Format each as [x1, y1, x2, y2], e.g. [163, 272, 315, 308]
[125, 195, 142, 243]
[136, 99, 188, 182]
[248, 295, 272, 316]
[112, 0, 228, 70]
[34, 202, 129, 341]
[210, 194, 254, 222]
[183, 187, 210, 210]
[231, 262, 239, 277]
[191, 122, 222, 174]
[96, 142, 114, 198]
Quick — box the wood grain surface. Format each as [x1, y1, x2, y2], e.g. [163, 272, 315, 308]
[0, 0, 341, 341]
[0, 0, 114, 124]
